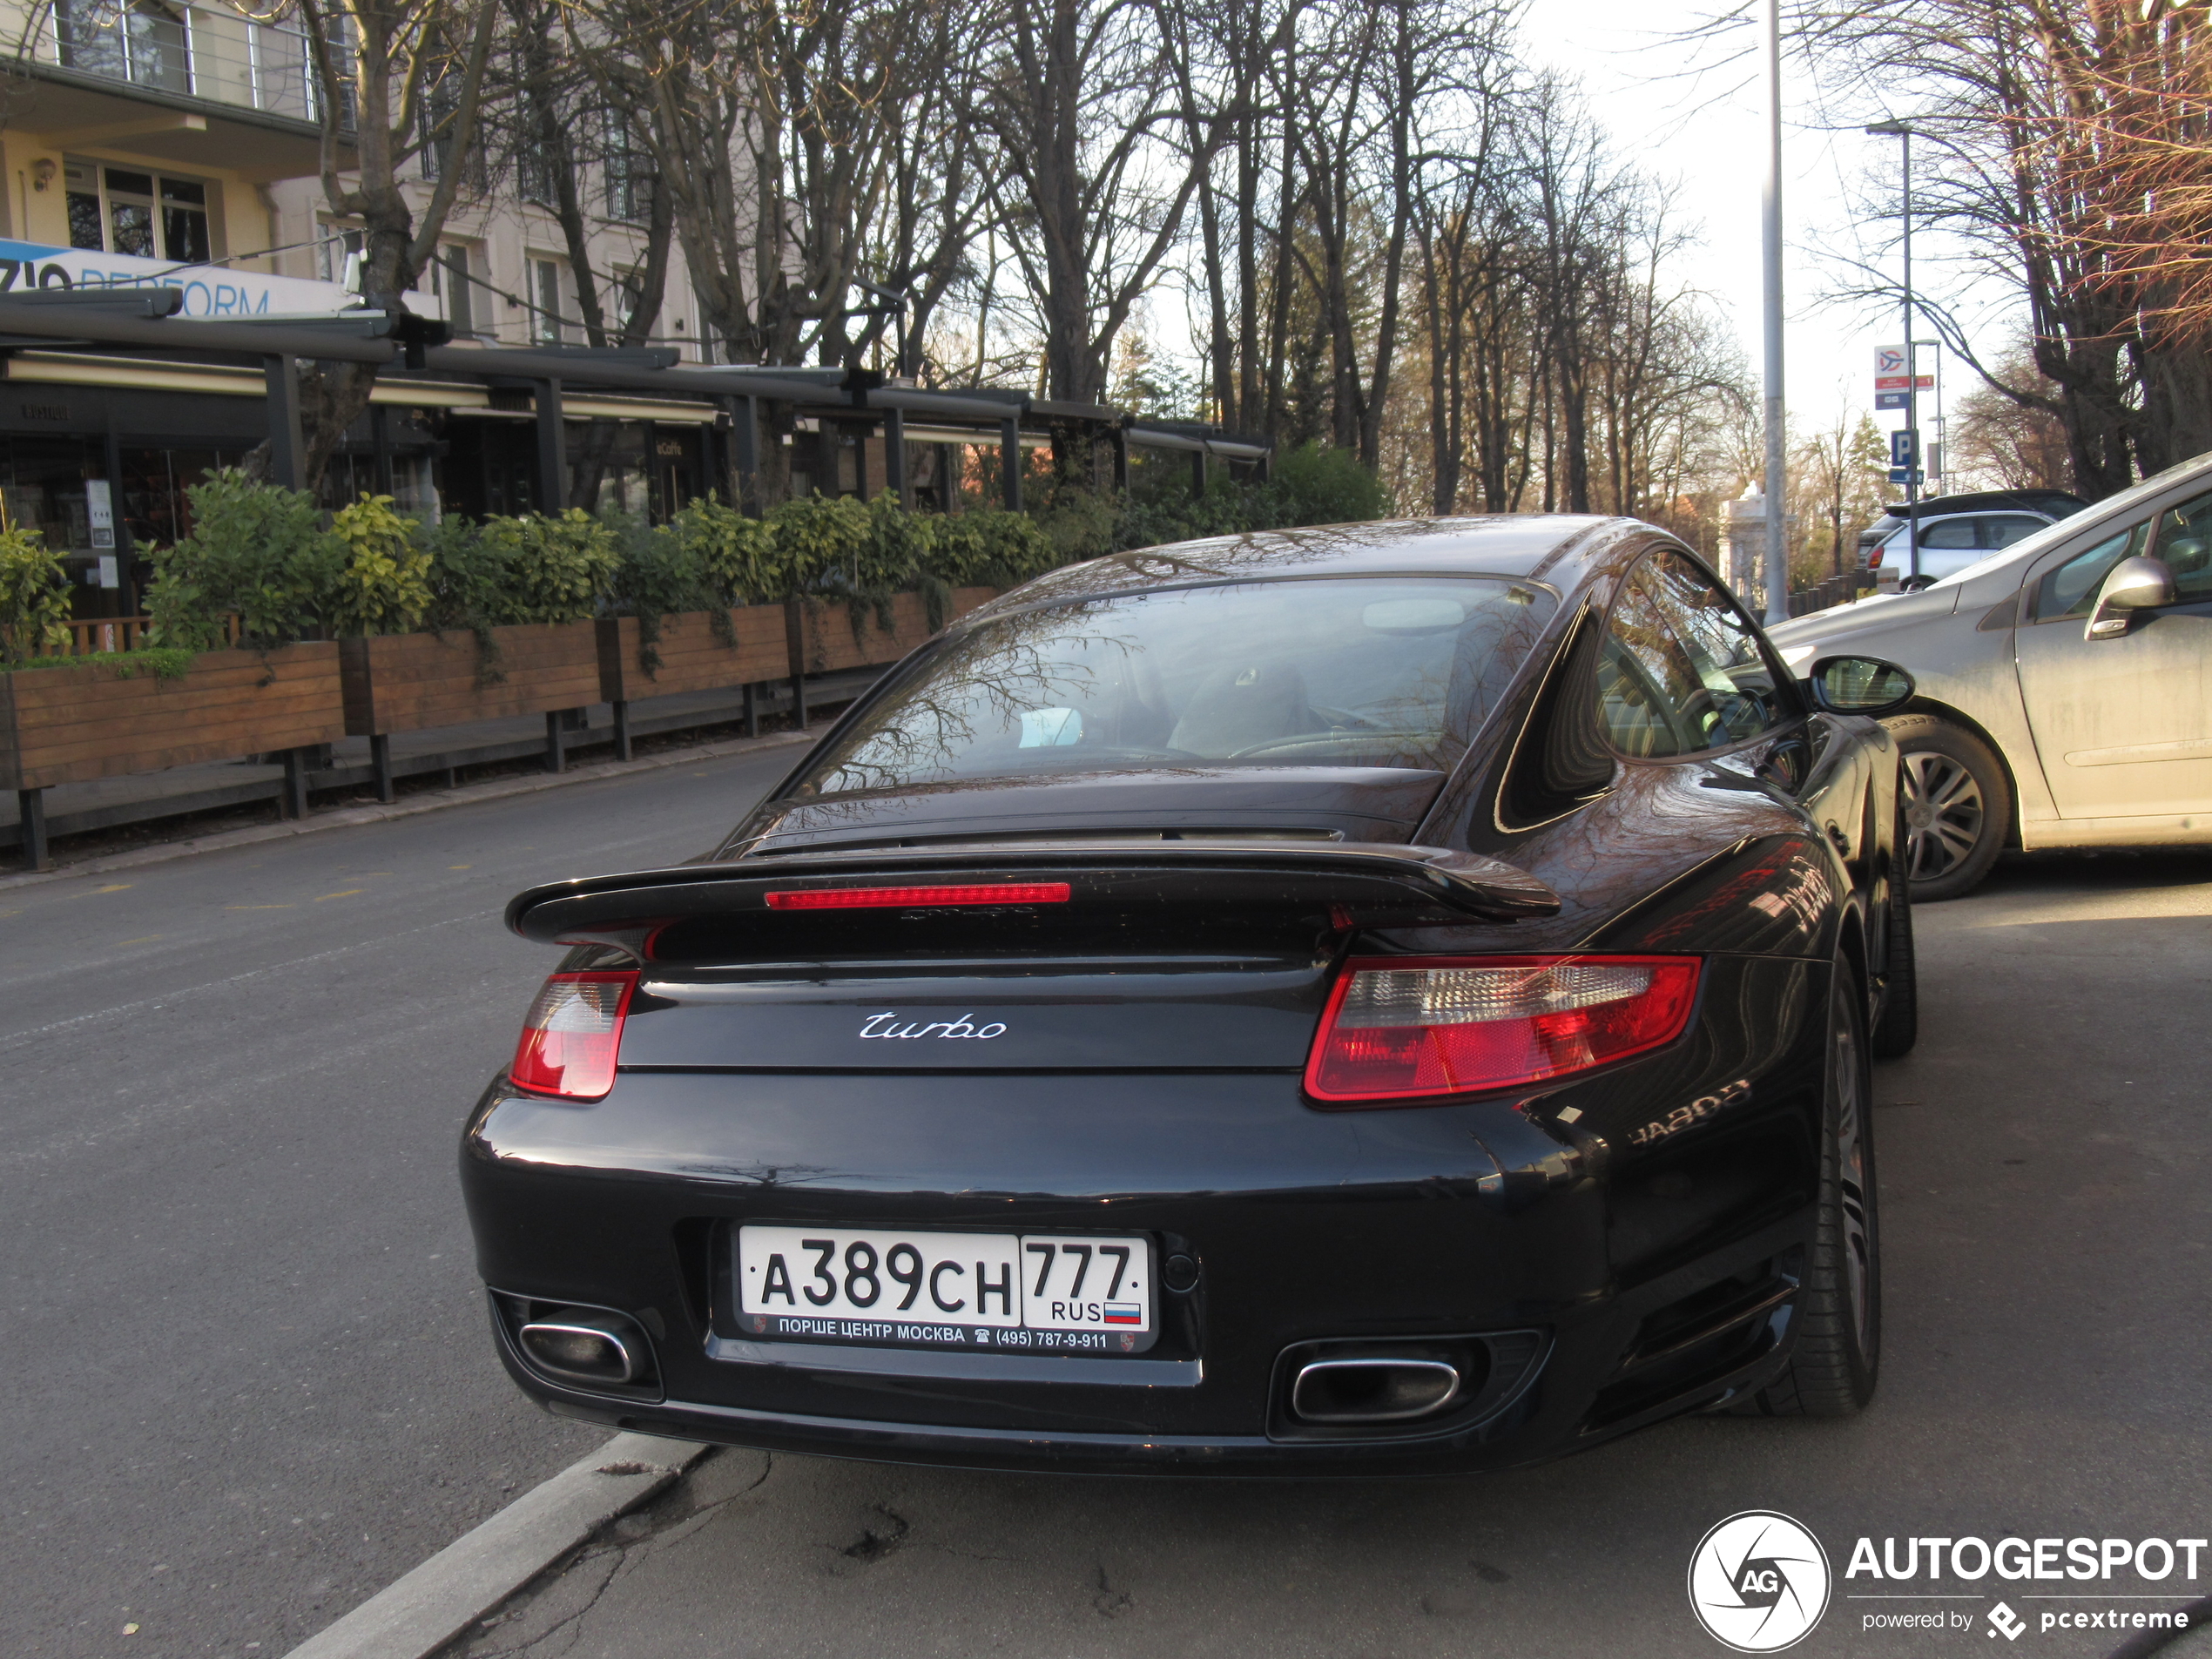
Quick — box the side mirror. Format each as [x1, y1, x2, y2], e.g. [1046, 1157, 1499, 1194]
[2087, 555, 2176, 640]
[1807, 655, 1916, 718]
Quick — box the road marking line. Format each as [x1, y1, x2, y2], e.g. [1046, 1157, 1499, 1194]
[279, 1432, 710, 1659]
[113, 935, 164, 947]
[314, 890, 365, 901]
[225, 904, 295, 910]
[84, 883, 132, 894]
[449, 864, 472, 869]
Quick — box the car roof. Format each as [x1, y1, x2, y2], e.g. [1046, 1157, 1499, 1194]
[956, 515, 1652, 623]
[1876, 489, 2087, 521]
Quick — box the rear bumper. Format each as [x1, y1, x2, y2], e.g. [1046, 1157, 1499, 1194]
[460, 955, 1828, 1474]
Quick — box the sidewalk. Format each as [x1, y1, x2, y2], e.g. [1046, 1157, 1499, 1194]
[0, 713, 823, 890]
[1, 669, 877, 860]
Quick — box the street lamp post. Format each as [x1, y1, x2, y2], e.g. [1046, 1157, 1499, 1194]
[1761, 0, 1786, 623]
[1865, 119, 1918, 583]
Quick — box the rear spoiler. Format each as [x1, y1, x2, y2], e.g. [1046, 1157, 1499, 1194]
[506, 840, 1561, 948]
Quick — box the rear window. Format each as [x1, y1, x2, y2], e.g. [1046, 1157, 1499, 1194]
[790, 577, 1556, 799]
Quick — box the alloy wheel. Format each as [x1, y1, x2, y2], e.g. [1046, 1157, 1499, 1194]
[1901, 750, 1984, 882]
[1832, 1008, 1873, 1349]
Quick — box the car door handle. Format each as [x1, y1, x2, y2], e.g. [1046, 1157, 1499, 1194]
[1824, 822, 1852, 856]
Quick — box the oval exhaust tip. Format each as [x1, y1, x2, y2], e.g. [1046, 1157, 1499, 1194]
[1291, 1356, 1462, 1424]
[518, 1311, 646, 1385]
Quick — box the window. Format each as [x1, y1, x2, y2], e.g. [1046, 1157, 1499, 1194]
[530, 258, 570, 346]
[2148, 489, 2212, 603]
[63, 162, 212, 262]
[791, 577, 1556, 797]
[318, 226, 364, 287]
[56, 0, 189, 94]
[2034, 522, 2150, 623]
[604, 117, 653, 223]
[1916, 518, 1979, 550]
[1600, 549, 1792, 758]
[1984, 515, 2047, 550]
[428, 244, 475, 338]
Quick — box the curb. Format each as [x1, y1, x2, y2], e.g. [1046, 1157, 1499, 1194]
[280, 1432, 713, 1659]
[0, 726, 814, 892]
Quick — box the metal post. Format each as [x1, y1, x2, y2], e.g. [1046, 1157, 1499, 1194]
[369, 732, 395, 804]
[785, 599, 809, 731]
[370, 402, 395, 496]
[534, 378, 564, 512]
[280, 748, 308, 819]
[16, 786, 51, 871]
[1001, 417, 1023, 511]
[611, 699, 632, 763]
[743, 680, 759, 739]
[1190, 447, 1208, 498]
[1760, 0, 1788, 625]
[851, 422, 871, 501]
[543, 711, 564, 774]
[884, 408, 908, 506]
[1112, 428, 1130, 493]
[729, 395, 759, 514]
[265, 354, 306, 491]
[1901, 129, 1919, 583]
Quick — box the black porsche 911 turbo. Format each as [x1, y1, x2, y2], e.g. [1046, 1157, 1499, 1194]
[462, 514, 1921, 1475]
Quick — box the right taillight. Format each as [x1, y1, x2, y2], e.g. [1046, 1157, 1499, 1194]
[1867, 545, 1885, 568]
[1305, 955, 1700, 1106]
[509, 970, 637, 1100]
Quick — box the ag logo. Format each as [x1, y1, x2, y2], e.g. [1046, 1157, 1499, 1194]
[1687, 1511, 1831, 1652]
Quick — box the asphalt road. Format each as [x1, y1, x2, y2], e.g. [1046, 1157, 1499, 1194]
[444, 849, 2212, 1659]
[0, 740, 806, 1658]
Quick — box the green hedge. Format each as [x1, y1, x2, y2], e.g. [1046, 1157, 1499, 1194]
[123, 448, 1388, 658]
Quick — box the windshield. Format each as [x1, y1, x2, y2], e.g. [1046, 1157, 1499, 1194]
[790, 577, 1557, 799]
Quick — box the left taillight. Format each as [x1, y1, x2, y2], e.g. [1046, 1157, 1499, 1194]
[509, 970, 637, 1100]
[1305, 954, 1700, 1106]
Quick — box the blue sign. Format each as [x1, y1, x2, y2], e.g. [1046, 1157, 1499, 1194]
[1889, 428, 1920, 469]
[1874, 391, 1909, 411]
[0, 239, 370, 316]
[1887, 467, 1925, 485]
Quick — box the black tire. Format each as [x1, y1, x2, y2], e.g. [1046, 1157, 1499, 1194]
[1748, 967, 1881, 1417]
[1870, 801, 1919, 1059]
[1883, 712, 2012, 902]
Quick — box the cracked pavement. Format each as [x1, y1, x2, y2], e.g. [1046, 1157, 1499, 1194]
[430, 850, 2212, 1657]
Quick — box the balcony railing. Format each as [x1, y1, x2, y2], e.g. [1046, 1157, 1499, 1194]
[46, 0, 330, 126]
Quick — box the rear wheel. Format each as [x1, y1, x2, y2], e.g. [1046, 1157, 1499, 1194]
[1871, 801, 1919, 1059]
[1885, 712, 2011, 901]
[1746, 968, 1880, 1417]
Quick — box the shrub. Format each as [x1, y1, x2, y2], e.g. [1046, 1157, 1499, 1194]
[1264, 441, 1390, 526]
[323, 494, 432, 637]
[671, 497, 783, 606]
[486, 508, 621, 625]
[0, 516, 71, 667]
[145, 469, 332, 649]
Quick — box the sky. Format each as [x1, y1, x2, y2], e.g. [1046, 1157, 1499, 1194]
[1517, 0, 2018, 472]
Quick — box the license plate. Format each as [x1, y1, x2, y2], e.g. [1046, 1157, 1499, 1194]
[735, 1225, 1156, 1354]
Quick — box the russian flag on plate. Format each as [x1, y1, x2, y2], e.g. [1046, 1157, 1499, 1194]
[1103, 1303, 1143, 1325]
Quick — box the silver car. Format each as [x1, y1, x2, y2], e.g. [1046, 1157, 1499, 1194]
[1770, 452, 2212, 898]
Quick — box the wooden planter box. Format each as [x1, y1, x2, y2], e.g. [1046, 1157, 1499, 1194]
[793, 587, 1000, 676]
[595, 605, 792, 705]
[0, 644, 345, 792]
[340, 622, 602, 737]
